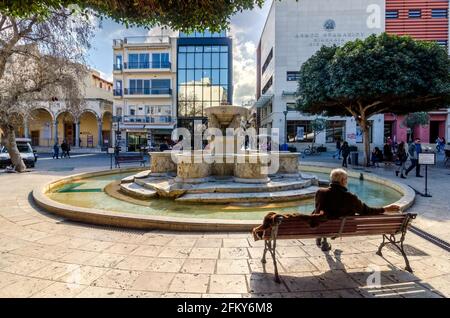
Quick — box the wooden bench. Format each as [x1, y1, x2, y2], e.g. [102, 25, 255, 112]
[254, 213, 417, 283]
[114, 154, 146, 168]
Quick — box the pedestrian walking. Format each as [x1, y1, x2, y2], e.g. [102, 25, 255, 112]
[341, 141, 350, 168]
[333, 138, 342, 159]
[61, 140, 67, 158]
[52, 142, 59, 159]
[395, 141, 408, 179]
[405, 138, 423, 178]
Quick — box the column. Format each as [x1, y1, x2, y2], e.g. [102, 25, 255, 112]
[75, 121, 80, 148]
[97, 119, 103, 148]
[53, 120, 58, 144]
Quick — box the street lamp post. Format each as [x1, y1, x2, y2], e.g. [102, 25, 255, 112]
[283, 110, 288, 146]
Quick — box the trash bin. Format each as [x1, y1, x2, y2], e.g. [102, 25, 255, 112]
[280, 143, 289, 151]
[350, 152, 359, 166]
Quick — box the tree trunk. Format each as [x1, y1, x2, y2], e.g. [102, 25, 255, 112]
[359, 118, 371, 167]
[2, 124, 26, 172]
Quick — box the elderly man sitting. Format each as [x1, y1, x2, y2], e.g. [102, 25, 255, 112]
[314, 168, 400, 251]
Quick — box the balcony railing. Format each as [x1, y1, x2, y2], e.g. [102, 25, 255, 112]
[113, 64, 123, 71]
[124, 61, 171, 69]
[124, 36, 170, 45]
[113, 89, 123, 96]
[124, 88, 172, 96]
[122, 115, 173, 124]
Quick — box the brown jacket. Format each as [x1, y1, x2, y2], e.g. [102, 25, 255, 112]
[314, 183, 385, 219]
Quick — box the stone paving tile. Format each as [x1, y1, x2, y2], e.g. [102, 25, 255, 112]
[146, 258, 185, 273]
[219, 248, 249, 259]
[1, 257, 52, 276]
[57, 250, 99, 265]
[142, 236, 173, 246]
[209, 274, 248, 294]
[29, 261, 80, 280]
[194, 238, 223, 248]
[102, 243, 140, 255]
[76, 286, 122, 298]
[78, 240, 115, 252]
[247, 273, 289, 293]
[162, 293, 201, 298]
[189, 248, 220, 259]
[168, 273, 210, 293]
[282, 272, 327, 292]
[306, 255, 346, 271]
[0, 271, 23, 289]
[0, 252, 24, 270]
[132, 272, 175, 292]
[130, 245, 164, 257]
[247, 258, 285, 274]
[244, 292, 284, 298]
[35, 235, 70, 246]
[166, 238, 198, 248]
[91, 269, 141, 290]
[84, 253, 127, 268]
[0, 277, 54, 298]
[314, 270, 364, 290]
[202, 293, 242, 298]
[180, 259, 216, 274]
[247, 247, 265, 259]
[216, 259, 250, 274]
[58, 265, 109, 285]
[119, 290, 164, 298]
[56, 237, 92, 249]
[419, 274, 450, 297]
[276, 246, 309, 258]
[278, 258, 318, 273]
[158, 246, 192, 258]
[114, 255, 154, 271]
[31, 282, 87, 298]
[222, 239, 250, 248]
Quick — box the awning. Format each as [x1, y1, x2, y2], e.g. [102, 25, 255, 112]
[255, 94, 274, 109]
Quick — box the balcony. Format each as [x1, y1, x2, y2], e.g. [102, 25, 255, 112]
[113, 89, 123, 97]
[124, 88, 172, 96]
[124, 61, 171, 70]
[113, 64, 123, 71]
[113, 36, 171, 48]
[122, 115, 173, 125]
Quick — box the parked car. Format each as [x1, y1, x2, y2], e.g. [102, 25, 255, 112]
[0, 138, 38, 168]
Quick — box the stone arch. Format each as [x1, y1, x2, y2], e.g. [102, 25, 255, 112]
[29, 108, 54, 146]
[56, 111, 76, 146]
[79, 110, 99, 148]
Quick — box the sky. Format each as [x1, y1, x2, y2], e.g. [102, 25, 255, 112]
[86, 0, 273, 106]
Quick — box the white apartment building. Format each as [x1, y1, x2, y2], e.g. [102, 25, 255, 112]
[255, 0, 386, 151]
[112, 36, 177, 152]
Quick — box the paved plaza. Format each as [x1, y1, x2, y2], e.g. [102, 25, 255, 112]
[0, 153, 449, 298]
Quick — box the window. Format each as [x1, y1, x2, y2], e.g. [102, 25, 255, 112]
[116, 107, 122, 116]
[436, 40, 448, 47]
[129, 79, 170, 94]
[114, 55, 122, 70]
[287, 71, 300, 81]
[386, 10, 398, 19]
[262, 76, 273, 95]
[262, 48, 273, 74]
[129, 106, 136, 116]
[408, 9, 421, 18]
[326, 121, 346, 143]
[287, 120, 313, 143]
[432, 9, 448, 18]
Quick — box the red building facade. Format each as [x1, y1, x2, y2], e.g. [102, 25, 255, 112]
[384, 0, 449, 144]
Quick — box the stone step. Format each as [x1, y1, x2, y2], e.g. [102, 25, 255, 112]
[119, 182, 157, 199]
[175, 186, 320, 203]
[133, 170, 151, 179]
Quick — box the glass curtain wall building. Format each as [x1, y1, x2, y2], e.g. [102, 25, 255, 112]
[177, 31, 233, 130]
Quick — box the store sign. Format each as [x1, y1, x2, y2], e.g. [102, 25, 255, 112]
[297, 31, 367, 47]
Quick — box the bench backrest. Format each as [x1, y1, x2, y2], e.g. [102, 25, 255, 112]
[116, 154, 144, 161]
[262, 214, 416, 240]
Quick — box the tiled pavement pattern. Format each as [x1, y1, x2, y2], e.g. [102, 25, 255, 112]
[0, 159, 449, 298]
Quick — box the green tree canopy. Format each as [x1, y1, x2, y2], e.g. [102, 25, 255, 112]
[0, 0, 265, 30]
[297, 33, 450, 165]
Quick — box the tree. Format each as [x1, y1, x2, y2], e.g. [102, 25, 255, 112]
[403, 112, 430, 142]
[0, 9, 94, 172]
[297, 33, 450, 166]
[310, 117, 328, 148]
[0, 0, 265, 31]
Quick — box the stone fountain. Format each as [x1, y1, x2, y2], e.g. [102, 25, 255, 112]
[120, 105, 319, 204]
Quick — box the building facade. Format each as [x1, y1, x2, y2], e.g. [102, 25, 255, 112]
[112, 36, 177, 152]
[176, 31, 233, 132]
[256, 0, 450, 151]
[384, 0, 450, 144]
[255, 0, 386, 151]
[0, 69, 113, 150]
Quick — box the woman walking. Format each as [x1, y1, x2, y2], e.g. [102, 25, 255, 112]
[395, 141, 408, 179]
[341, 141, 350, 168]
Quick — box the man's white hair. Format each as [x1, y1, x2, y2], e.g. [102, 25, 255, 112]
[330, 168, 348, 185]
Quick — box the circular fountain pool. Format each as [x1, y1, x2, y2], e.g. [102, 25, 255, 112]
[33, 166, 415, 232]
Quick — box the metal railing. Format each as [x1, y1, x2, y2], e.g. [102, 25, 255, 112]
[122, 115, 173, 124]
[124, 61, 171, 69]
[113, 89, 123, 96]
[124, 88, 172, 95]
[124, 36, 170, 45]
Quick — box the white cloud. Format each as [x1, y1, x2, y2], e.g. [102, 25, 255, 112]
[147, 26, 178, 37]
[229, 25, 257, 106]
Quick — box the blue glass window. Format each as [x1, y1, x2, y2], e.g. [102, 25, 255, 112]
[203, 53, 211, 68]
[408, 9, 421, 18]
[386, 10, 398, 19]
[178, 53, 186, 68]
[211, 53, 220, 68]
[220, 69, 228, 85]
[212, 69, 220, 85]
[128, 54, 139, 69]
[187, 53, 195, 68]
[152, 53, 160, 68]
[220, 53, 228, 69]
[432, 9, 448, 18]
[140, 53, 149, 68]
